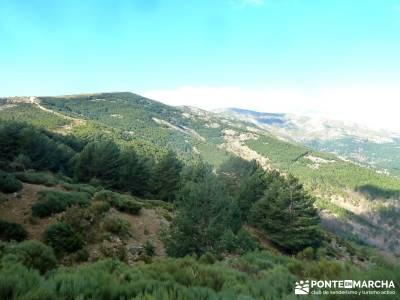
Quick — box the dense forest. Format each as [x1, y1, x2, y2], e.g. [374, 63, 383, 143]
[0, 121, 399, 299]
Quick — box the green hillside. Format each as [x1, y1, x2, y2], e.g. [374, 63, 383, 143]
[0, 102, 71, 130]
[307, 137, 400, 177]
[38, 93, 233, 163]
[0, 95, 399, 299]
[1, 93, 400, 254]
[246, 134, 400, 198]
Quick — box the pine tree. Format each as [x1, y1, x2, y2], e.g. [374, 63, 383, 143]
[118, 149, 151, 196]
[249, 174, 322, 253]
[164, 163, 237, 257]
[218, 156, 261, 196]
[218, 157, 267, 222]
[236, 165, 267, 221]
[152, 150, 182, 201]
[74, 140, 121, 185]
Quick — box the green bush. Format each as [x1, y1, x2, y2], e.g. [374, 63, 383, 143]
[0, 194, 7, 204]
[0, 171, 23, 193]
[31, 189, 91, 218]
[0, 261, 43, 300]
[43, 222, 84, 255]
[141, 199, 174, 211]
[236, 227, 260, 253]
[199, 252, 217, 264]
[14, 171, 58, 186]
[90, 201, 111, 214]
[0, 219, 28, 241]
[102, 215, 131, 237]
[217, 230, 238, 253]
[9, 154, 31, 171]
[2, 240, 57, 274]
[144, 240, 156, 257]
[61, 183, 96, 195]
[94, 190, 141, 215]
[296, 247, 315, 260]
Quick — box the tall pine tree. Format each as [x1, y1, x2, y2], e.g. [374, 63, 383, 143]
[73, 140, 120, 186]
[249, 174, 322, 253]
[118, 149, 151, 197]
[164, 162, 238, 257]
[152, 150, 182, 201]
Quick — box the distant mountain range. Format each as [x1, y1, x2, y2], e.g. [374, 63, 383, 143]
[218, 107, 400, 177]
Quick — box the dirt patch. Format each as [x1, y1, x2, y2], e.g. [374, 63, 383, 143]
[119, 208, 168, 257]
[0, 183, 57, 240]
[219, 131, 273, 171]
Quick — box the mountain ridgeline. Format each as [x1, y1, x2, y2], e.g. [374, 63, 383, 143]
[0, 92, 399, 299]
[220, 107, 400, 177]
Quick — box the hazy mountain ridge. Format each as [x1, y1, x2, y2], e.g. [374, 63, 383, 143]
[218, 107, 400, 177]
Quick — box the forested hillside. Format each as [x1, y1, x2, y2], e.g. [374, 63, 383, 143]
[1, 93, 400, 255]
[0, 93, 400, 298]
[0, 120, 398, 299]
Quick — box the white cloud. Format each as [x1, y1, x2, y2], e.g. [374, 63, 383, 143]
[142, 84, 400, 132]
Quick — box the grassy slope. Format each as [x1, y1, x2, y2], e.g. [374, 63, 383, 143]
[0, 103, 71, 130]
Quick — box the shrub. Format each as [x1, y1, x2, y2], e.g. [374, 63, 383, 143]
[91, 201, 111, 215]
[217, 230, 238, 253]
[236, 227, 259, 253]
[210, 228, 258, 256]
[296, 247, 315, 260]
[73, 248, 89, 262]
[10, 154, 31, 171]
[14, 171, 58, 186]
[61, 183, 96, 196]
[0, 194, 7, 204]
[199, 252, 217, 264]
[102, 215, 131, 237]
[94, 190, 141, 215]
[0, 261, 42, 300]
[144, 240, 156, 257]
[62, 206, 94, 230]
[0, 171, 23, 193]
[32, 190, 91, 218]
[2, 240, 57, 274]
[0, 250, 398, 300]
[0, 219, 28, 241]
[141, 199, 174, 211]
[43, 222, 84, 255]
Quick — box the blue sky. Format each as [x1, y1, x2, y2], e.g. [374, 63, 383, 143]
[1, 0, 400, 130]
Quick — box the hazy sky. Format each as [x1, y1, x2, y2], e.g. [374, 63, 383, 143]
[1, 0, 400, 131]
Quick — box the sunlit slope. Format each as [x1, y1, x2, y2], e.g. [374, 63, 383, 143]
[219, 107, 400, 177]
